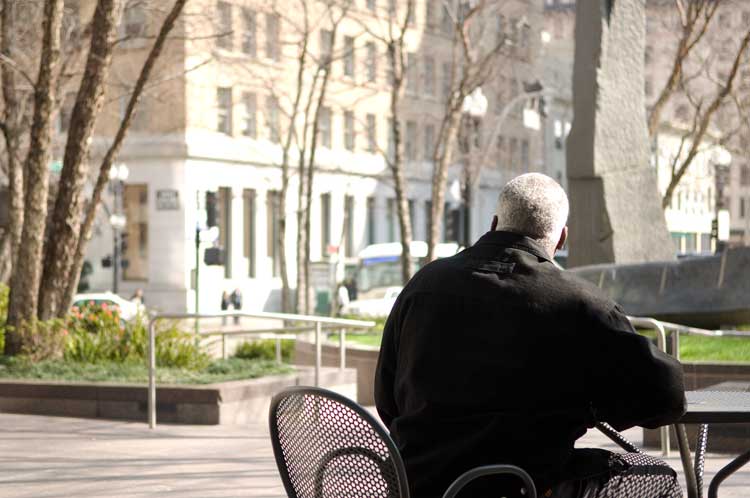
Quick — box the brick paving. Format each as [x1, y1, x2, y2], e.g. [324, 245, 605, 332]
[0, 412, 747, 497]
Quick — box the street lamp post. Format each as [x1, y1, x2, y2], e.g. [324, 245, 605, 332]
[461, 87, 488, 247]
[109, 163, 129, 294]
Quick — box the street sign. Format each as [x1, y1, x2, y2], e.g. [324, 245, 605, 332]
[156, 189, 180, 210]
[718, 209, 730, 241]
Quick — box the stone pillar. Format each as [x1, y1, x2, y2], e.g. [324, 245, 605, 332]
[566, 0, 675, 267]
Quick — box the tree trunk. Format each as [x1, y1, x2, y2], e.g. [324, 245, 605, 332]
[6, 0, 64, 354]
[62, 0, 189, 314]
[304, 65, 333, 315]
[295, 150, 308, 314]
[386, 41, 412, 285]
[1, 0, 22, 276]
[38, 0, 120, 320]
[0, 232, 11, 284]
[428, 112, 461, 262]
[278, 33, 309, 314]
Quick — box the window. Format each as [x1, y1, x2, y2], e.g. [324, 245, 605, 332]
[519, 25, 530, 57]
[366, 114, 377, 152]
[425, 0, 436, 30]
[243, 189, 256, 278]
[242, 92, 257, 138]
[343, 36, 355, 77]
[266, 13, 280, 61]
[741, 165, 750, 186]
[441, 3, 452, 34]
[408, 199, 416, 237]
[365, 42, 377, 82]
[509, 137, 518, 166]
[320, 30, 333, 65]
[366, 0, 376, 12]
[441, 62, 451, 101]
[644, 44, 653, 65]
[741, 198, 747, 219]
[406, 53, 418, 94]
[265, 96, 280, 143]
[122, 3, 146, 40]
[123, 184, 148, 281]
[242, 8, 257, 56]
[521, 139, 529, 171]
[58, 92, 75, 134]
[405, 121, 417, 160]
[267, 191, 281, 277]
[496, 15, 505, 46]
[387, 118, 395, 162]
[320, 193, 331, 257]
[345, 195, 355, 257]
[318, 106, 332, 148]
[217, 87, 232, 135]
[217, 2, 233, 50]
[425, 200, 432, 240]
[386, 198, 396, 242]
[367, 197, 376, 245]
[344, 110, 355, 151]
[424, 123, 435, 160]
[219, 187, 233, 278]
[645, 78, 653, 97]
[423, 56, 435, 96]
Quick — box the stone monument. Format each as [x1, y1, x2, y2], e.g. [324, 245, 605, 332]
[566, 0, 675, 267]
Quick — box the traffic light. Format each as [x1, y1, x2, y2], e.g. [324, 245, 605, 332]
[205, 191, 218, 227]
[204, 246, 225, 265]
[101, 255, 113, 268]
[711, 219, 719, 240]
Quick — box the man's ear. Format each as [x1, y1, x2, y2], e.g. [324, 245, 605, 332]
[490, 215, 498, 231]
[556, 226, 568, 251]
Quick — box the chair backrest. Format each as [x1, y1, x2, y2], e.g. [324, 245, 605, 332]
[269, 386, 410, 498]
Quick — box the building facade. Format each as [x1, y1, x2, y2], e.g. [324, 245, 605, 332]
[73, 0, 545, 313]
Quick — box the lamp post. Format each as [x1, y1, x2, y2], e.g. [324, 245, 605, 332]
[460, 87, 488, 247]
[109, 163, 129, 294]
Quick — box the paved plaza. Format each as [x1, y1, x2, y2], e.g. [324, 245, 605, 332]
[0, 412, 748, 497]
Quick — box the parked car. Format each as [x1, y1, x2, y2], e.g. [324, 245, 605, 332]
[341, 286, 402, 317]
[71, 292, 143, 321]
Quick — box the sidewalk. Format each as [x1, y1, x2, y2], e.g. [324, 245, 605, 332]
[0, 412, 747, 497]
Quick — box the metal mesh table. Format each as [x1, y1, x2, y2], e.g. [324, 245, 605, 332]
[676, 390, 750, 498]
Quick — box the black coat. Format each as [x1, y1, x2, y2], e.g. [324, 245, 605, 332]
[374, 231, 686, 497]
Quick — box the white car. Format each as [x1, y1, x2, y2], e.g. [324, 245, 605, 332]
[341, 286, 402, 318]
[71, 292, 143, 321]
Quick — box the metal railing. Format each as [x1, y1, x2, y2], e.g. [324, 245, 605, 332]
[627, 316, 750, 457]
[147, 311, 375, 429]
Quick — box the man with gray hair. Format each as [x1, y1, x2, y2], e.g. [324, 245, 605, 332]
[375, 173, 685, 497]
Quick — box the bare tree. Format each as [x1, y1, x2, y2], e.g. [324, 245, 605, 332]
[62, 0, 190, 312]
[650, 0, 750, 209]
[427, 0, 511, 261]
[1, 0, 189, 354]
[38, 0, 122, 320]
[5, 0, 64, 352]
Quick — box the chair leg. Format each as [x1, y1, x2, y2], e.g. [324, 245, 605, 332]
[707, 450, 750, 498]
[676, 424, 699, 498]
[694, 424, 708, 498]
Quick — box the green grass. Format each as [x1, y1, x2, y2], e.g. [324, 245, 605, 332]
[0, 356, 293, 385]
[678, 335, 750, 363]
[332, 327, 750, 361]
[328, 332, 383, 348]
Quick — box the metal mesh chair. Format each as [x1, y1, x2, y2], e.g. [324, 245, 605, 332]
[269, 386, 410, 498]
[442, 464, 537, 498]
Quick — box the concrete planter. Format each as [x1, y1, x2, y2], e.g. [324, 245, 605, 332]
[0, 366, 356, 425]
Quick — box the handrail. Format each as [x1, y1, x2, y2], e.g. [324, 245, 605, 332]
[627, 316, 670, 456]
[147, 311, 375, 429]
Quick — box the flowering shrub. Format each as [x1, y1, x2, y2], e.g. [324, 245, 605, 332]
[64, 305, 208, 369]
[0, 290, 208, 369]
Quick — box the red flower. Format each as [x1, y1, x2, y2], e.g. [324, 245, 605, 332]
[61, 329, 69, 336]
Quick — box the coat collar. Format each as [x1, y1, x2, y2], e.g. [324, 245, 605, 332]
[473, 230, 553, 263]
